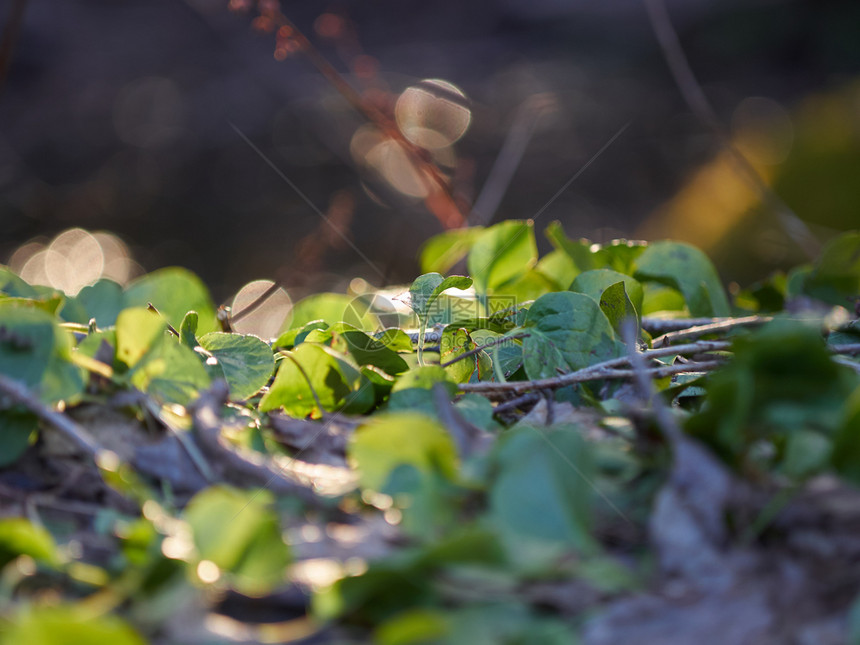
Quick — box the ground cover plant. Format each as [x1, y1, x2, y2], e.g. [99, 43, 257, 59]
[0, 221, 859, 643]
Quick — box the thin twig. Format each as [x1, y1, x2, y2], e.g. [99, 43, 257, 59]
[652, 315, 772, 345]
[834, 357, 860, 374]
[458, 339, 730, 395]
[266, 11, 463, 227]
[432, 384, 489, 457]
[440, 333, 529, 368]
[621, 320, 682, 441]
[492, 392, 541, 415]
[229, 280, 283, 325]
[642, 0, 820, 259]
[0, 374, 105, 459]
[142, 397, 216, 484]
[146, 303, 179, 337]
[642, 317, 729, 335]
[832, 343, 860, 356]
[468, 96, 550, 226]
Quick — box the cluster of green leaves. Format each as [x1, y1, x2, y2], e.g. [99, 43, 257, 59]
[0, 223, 858, 642]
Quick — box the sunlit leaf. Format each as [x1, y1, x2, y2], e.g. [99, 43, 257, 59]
[633, 241, 730, 317]
[124, 267, 217, 334]
[420, 226, 484, 275]
[2, 605, 145, 645]
[408, 273, 473, 322]
[468, 220, 537, 295]
[130, 334, 211, 406]
[198, 332, 274, 400]
[349, 413, 458, 491]
[0, 518, 61, 568]
[259, 342, 369, 417]
[521, 291, 618, 379]
[115, 307, 168, 368]
[490, 426, 597, 559]
[185, 486, 290, 595]
[801, 230, 860, 306]
[599, 281, 640, 335]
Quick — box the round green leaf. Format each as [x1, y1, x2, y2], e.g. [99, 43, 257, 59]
[115, 307, 167, 368]
[348, 413, 459, 491]
[468, 220, 537, 295]
[198, 332, 274, 400]
[0, 517, 61, 568]
[633, 241, 729, 317]
[3, 605, 145, 645]
[570, 269, 643, 316]
[184, 486, 290, 596]
[259, 343, 368, 417]
[521, 292, 618, 379]
[124, 267, 217, 334]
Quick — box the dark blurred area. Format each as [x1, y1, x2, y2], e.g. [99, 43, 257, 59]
[1, 0, 860, 304]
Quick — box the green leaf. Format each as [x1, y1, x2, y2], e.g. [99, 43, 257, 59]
[521, 292, 618, 379]
[348, 413, 458, 492]
[375, 608, 450, 645]
[832, 386, 860, 485]
[0, 518, 61, 568]
[115, 307, 167, 368]
[129, 334, 212, 406]
[179, 311, 199, 348]
[391, 366, 455, 393]
[408, 274, 473, 322]
[0, 409, 37, 467]
[284, 293, 379, 331]
[0, 304, 84, 404]
[534, 249, 580, 290]
[490, 426, 596, 560]
[259, 343, 369, 417]
[497, 269, 557, 303]
[124, 267, 217, 334]
[419, 226, 484, 275]
[472, 329, 523, 380]
[0, 305, 57, 387]
[570, 269, 643, 316]
[375, 328, 414, 353]
[0, 267, 41, 298]
[599, 281, 640, 335]
[545, 221, 596, 272]
[274, 320, 330, 350]
[2, 605, 146, 645]
[633, 241, 730, 317]
[198, 332, 274, 401]
[330, 323, 409, 375]
[439, 327, 478, 383]
[65, 279, 124, 327]
[640, 283, 687, 315]
[184, 486, 290, 596]
[802, 231, 860, 306]
[687, 321, 856, 473]
[467, 220, 537, 295]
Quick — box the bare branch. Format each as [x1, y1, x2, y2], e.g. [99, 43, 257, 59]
[440, 333, 529, 368]
[191, 381, 323, 506]
[0, 374, 105, 460]
[652, 315, 772, 346]
[458, 339, 730, 395]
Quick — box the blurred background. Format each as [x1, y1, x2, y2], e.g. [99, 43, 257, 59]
[1, 0, 860, 308]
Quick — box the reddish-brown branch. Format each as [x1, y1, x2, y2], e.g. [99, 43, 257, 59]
[253, 5, 465, 227]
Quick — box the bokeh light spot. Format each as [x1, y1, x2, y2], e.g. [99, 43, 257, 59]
[231, 279, 292, 339]
[395, 78, 471, 150]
